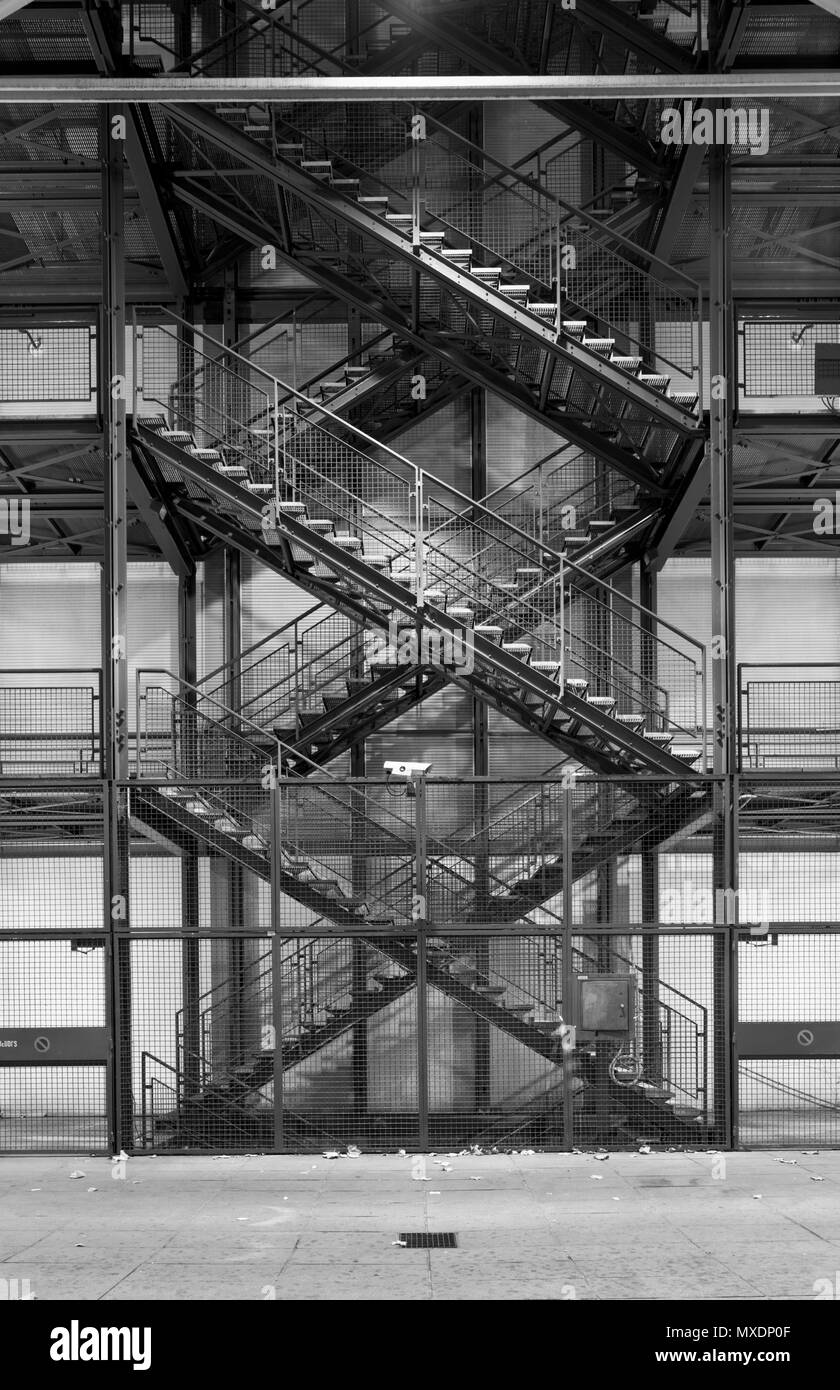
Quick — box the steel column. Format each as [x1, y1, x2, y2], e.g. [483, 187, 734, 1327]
[179, 571, 201, 1102]
[639, 568, 662, 1084]
[470, 383, 491, 1112]
[100, 102, 132, 1149]
[415, 776, 430, 1149]
[709, 120, 738, 1150]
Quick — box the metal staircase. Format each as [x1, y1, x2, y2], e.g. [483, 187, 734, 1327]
[164, 103, 706, 503]
[185, 606, 445, 772]
[133, 311, 707, 782]
[132, 698, 709, 1149]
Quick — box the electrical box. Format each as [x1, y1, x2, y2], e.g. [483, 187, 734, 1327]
[577, 975, 635, 1036]
[814, 343, 840, 395]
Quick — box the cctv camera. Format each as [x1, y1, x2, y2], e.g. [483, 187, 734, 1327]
[383, 759, 433, 779]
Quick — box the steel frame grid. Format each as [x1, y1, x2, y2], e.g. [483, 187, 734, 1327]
[740, 320, 840, 399]
[117, 924, 730, 1155]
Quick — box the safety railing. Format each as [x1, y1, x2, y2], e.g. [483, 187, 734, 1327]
[198, 610, 373, 735]
[738, 663, 840, 770]
[479, 446, 638, 547]
[0, 669, 102, 776]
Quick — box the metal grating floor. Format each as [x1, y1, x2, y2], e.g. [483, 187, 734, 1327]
[399, 1232, 458, 1248]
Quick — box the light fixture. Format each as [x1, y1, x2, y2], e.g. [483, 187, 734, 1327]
[789, 323, 815, 352]
[20, 329, 42, 356]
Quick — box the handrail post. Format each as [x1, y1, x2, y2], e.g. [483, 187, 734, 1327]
[135, 672, 142, 775]
[415, 469, 425, 614]
[272, 378, 279, 491]
[555, 199, 563, 341]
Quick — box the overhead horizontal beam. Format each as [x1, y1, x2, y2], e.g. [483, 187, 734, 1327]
[0, 72, 838, 101]
[736, 414, 840, 434]
[0, 420, 101, 441]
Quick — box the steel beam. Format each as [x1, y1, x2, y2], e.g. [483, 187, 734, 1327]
[126, 445, 196, 577]
[0, 72, 838, 101]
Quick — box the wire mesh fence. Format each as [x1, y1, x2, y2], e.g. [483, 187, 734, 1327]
[0, 934, 109, 1152]
[0, 327, 95, 403]
[740, 665, 840, 770]
[737, 927, 840, 1148]
[741, 320, 840, 398]
[0, 671, 101, 776]
[2, 770, 839, 1153]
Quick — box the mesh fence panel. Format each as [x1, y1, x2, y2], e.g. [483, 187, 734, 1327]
[737, 929, 840, 1148]
[0, 936, 108, 1152]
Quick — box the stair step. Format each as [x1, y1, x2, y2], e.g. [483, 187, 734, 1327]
[515, 567, 543, 585]
[611, 355, 642, 374]
[246, 481, 274, 493]
[241, 834, 267, 851]
[216, 463, 248, 478]
[385, 212, 412, 229]
[276, 143, 304, 158]
[301, 159, 333, 178]
[158, 428, 193, 443]
[582, 337, 616, 357]
[670, 390, 699, 410]
[673, 748, 703, 765]
[447, 605, 474, 624]
[499, 282, 530, 300]
[530, 660, 561, 677]
[333, 534, 362, 550]
[441, 248, 472, 267]
[643, 731, 673, 748]
[638, 373, 671, 393]
[331, 178, 360, 193]
[474, 624, 502, 643]
[305, 518, 334, 533]
[587, 519, 616, 536]
[472, 266, 503, 285]
[616, 713, 645, 731]
[358, 195, 389, 212]
[564, 678, 588, 697]
[344, 366, 370, 379]
[528, 302, 558, 319]
[476, 985, 506, 996]
[587, 695, 617, 713]
[562, 321, 588, 337]
[276, 500, 307, 514]
[502, 642, 532, 662]
[505, 1004, 534, 1015]
[637, 1084, 675, 1102]
[214, 817, 240, 834]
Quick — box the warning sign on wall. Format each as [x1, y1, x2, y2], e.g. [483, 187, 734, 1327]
[0, 1028, 108, 1064]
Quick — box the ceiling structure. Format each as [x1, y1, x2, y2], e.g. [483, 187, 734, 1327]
[0, 0, 838, 565]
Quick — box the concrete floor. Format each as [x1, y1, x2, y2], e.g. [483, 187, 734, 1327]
[0, 1149, 838, 1300]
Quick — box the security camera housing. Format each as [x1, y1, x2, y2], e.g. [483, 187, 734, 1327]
[382, 759, 433, 779]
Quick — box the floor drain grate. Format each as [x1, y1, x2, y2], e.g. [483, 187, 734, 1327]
[399, 1232, 458, 1248]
